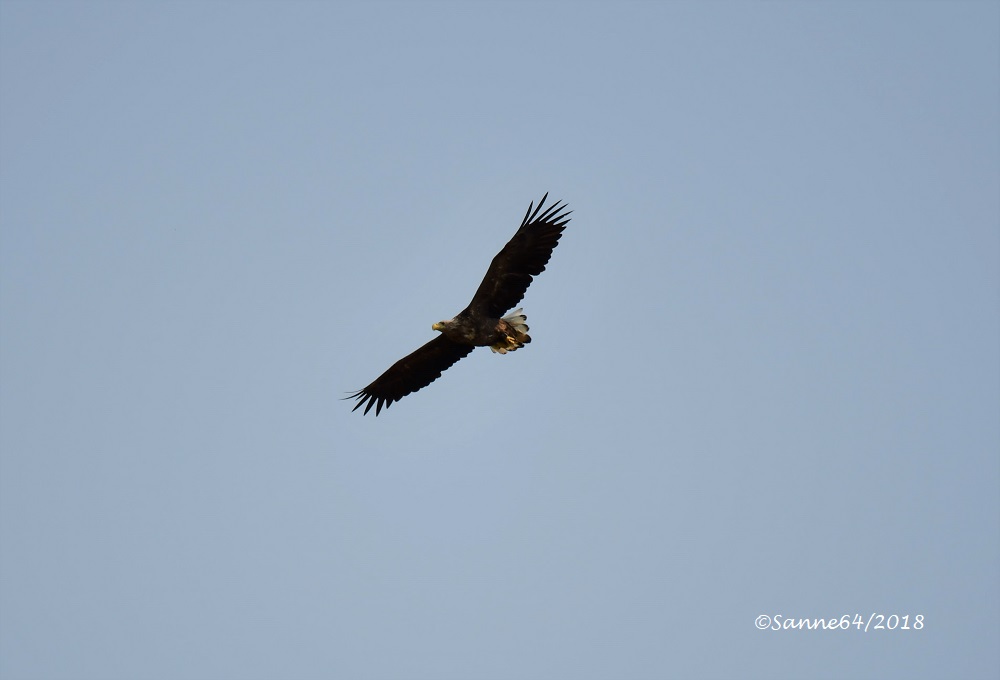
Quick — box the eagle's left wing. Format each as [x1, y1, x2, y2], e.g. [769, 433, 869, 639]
[467, 194, 571, 318]
[347, 335, 474, 415]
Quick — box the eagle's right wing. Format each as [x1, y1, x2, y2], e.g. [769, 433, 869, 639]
[347, 336, 474, 415]
[467, 194, 571, 319]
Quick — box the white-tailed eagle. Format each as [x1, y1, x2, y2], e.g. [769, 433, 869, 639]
[348, 194, 571, 415]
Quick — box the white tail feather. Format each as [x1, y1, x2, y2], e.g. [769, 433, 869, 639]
[491, 308, 530, 353]
[502, 308, 529, 333]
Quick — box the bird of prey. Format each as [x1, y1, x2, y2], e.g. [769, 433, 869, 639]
[348, 193, 571, 415]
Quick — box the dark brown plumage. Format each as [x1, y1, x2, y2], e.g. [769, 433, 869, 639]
[348, 193, 571, 415]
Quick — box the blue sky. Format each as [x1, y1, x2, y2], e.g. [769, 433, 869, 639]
[1, 1, 997, 679]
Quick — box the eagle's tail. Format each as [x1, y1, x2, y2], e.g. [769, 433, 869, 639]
[491, 309, 531, 354]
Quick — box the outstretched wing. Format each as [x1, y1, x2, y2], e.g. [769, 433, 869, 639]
[467, 193, 571, 318]
[347, 336, 474, 415]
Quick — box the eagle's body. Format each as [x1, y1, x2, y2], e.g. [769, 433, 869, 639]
[432, 308, 530, 353]
[348, 194, 571, 416]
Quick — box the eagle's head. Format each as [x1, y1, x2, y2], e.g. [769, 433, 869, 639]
[432, 317, 471, 342]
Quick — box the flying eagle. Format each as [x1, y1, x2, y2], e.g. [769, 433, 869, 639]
[348, 193, 571, 415]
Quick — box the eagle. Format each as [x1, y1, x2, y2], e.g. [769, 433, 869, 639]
[348, 193, 571, 415]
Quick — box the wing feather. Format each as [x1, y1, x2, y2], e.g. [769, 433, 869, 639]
[468, 193, 572, 318]
[347, 336, 474, 415]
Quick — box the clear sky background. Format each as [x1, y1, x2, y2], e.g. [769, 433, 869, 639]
[1, 2, 997, 679]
